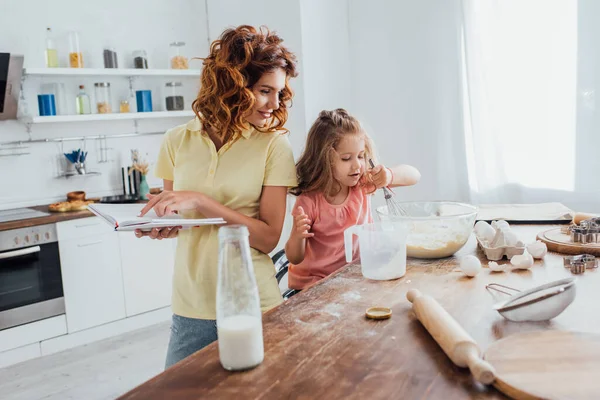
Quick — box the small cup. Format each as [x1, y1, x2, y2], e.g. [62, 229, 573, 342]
[136, 90, 153, 112]
[37, 94, 56, 116]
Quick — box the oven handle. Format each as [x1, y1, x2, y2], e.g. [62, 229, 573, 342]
[0, 246, 41, 260]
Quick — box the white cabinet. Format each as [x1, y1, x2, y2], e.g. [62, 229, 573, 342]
[118, 233, 175, 317]
[57, 218, 126, 333]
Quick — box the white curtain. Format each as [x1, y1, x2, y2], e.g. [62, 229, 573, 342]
[460, 0, 600, 211]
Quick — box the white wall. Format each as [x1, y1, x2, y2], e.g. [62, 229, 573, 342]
[348, 0, 469, 208]
[299, 0, 353, 129]
[0, 0, 208, 209]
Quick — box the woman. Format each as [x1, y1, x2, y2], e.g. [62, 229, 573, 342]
[136, 25, 298, 368]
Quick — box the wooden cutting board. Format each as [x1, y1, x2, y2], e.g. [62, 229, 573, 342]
[537, 228, 600, 255]
[484, 330, 600, 400]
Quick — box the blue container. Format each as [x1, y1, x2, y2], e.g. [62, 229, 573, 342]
[37, 94, 57, 116]
[136, 90, 153, 112]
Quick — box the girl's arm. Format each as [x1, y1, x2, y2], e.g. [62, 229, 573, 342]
[284, 205, 314, 264]
[387, 164, 421, 187]
[139, 185, 288, 254]
[369, 164, 421, 189]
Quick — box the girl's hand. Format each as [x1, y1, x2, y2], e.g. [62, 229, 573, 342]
[369, 164, 393, 189]
[291, 206, 314, 239]
[139, 191, 205, 217]
[134, 226, 181, 240]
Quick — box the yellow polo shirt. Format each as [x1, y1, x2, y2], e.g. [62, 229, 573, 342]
[155, 118, 297, 319]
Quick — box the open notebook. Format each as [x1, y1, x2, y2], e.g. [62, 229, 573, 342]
[88, 203, 226, 231]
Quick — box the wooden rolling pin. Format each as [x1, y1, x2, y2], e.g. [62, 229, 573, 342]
[406, 289, 496, 384]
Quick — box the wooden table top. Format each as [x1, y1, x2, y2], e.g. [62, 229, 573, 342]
[119, 225, 600, 399]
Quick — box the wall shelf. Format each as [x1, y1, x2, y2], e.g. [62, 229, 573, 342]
[21, 110, 194, 124]
[23, 68, 201, 77]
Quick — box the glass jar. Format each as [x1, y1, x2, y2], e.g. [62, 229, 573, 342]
[103, 47, 118, 69]
[133, 50, 148, 69]
[165, 82, 184, 111]
[216, 225, 264, 371]
[68, 31, 84, 68]
[119, 100, 130, 113]
[76, 85, 91, 115]
[169, 42, 188, 69]
[94, 82, 112, 113]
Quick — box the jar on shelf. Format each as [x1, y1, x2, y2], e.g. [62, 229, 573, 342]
[119, 100, 130, 113]
[103, 47, 118, 69]
[68, 31, 84, 68]
[165, 82, 184, 111]
[94, 82, 112, 114]
[133, 50, 148, 69]
[169, 42, 188, 69]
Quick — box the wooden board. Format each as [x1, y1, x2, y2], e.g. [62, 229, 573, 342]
[485, 331, 600, 400]
[537, 227, 600, 256]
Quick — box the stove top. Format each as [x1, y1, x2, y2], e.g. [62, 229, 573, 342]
[0, 208, 51, 223]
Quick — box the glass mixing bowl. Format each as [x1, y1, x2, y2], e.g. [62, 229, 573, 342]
[376, 201, 478, 259]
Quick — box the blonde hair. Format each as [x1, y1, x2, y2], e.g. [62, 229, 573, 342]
[291, 109, 375, 196]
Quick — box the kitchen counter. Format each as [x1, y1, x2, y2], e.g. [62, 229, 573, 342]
[0, 205, 95, 232]
[0, 201, 148, 232]
[119, 225, 600, 399]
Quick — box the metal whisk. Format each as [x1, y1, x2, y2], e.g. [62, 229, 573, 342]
[369, 159, 408, 217]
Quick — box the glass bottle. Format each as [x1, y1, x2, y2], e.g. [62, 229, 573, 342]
[68, 31, 84, 68]
[75, 85, 91, 115]
[45, 27, 59, 68]
[94, 82, 112, 113]
[216, 225, 264, 371]
[169, 42, 188, 69]
[165, 82, 184, 111]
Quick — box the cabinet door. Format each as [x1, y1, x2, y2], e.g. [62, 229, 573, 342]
[119, 233, 175, 317]
[58, 232, 126, 333]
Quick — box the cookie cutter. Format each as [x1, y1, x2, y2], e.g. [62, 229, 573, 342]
[563, 254, 599, 274]
[570, 217, 600, 244]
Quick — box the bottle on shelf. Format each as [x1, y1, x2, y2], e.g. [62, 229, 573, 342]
[68, 31, 84, 68]
[45, 27, 59, 68]
[75, 85, 91, 115]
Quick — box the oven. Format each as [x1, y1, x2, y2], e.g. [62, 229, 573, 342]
[0, 223, 65, 330]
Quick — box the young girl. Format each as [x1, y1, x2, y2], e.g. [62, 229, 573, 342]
[284, 109, 421, 290]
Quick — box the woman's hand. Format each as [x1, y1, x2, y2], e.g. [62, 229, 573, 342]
[139, 191, 205, 217]
[290, 206, 314, 239]
[134, 226, 181, 240]
[369, 164, 393, 189]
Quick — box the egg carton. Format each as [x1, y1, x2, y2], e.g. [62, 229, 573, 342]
[475, 235, 526, 261]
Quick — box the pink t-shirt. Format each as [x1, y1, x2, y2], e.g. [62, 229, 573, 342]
[288, 185, 372, 290]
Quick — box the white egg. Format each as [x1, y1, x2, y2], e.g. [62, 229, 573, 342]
[474, 221, 496, 242]
[527, 241, 548, 259]
[510, 250, 534, 269]
[488, 261, 506, 272]
[492, 220, 510, 230]
[460, 255, 482, 277]
[503, 230, 519, 247]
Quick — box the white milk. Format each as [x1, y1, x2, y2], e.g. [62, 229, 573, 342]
[217, 315, 264, 370]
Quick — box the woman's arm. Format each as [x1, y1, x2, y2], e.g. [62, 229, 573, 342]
[198, 186, 288, 254]
[139, 185, 288, 254]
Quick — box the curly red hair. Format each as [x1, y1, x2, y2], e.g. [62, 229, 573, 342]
[193, 25, 298, 143]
